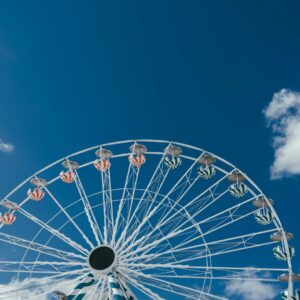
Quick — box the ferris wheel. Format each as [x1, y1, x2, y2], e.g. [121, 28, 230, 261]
[0, 139, 298, 299]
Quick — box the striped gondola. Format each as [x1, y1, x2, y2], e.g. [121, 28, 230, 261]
[197, 165, 216, 179]
[273, 245, 295, 261]
[59, 170, 75, 183]
[27, 188, 45, 201]
[228, 182, 248, 198]
[254, 209, 274, 225]
[0, 212, 16, 225]
[107, 272, 127, 300]
[94, 158, 111, 172]
[281, 290, 298, 300]
[129, 154, 146, 168]
[164, 156, 181, 169]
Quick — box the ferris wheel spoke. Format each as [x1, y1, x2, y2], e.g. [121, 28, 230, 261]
[0, 260, 83, 267]
[120, 210, 202, 260]
[137, 279, 200, 300]
[123, 216, 183, 275]
[117, 269, 166, 300]
[155, 175, 230, 232]
[122, 262, 288, 275]
[200, 227, 278, 250]
[67, 272, 98, 299]
[131, 192, 256, 257]
[114, 166, 140, 249]
[154, 172, 230, 232]
[128, 207, 191, 256]
[117, 264, 287, 293]
[119, 171, 199, 258]
[124, 173, 230, 255]
[198, 194, 259, 226]
[98, 277, 108, 299]
[18, 207, 88, 255]
[42, 184, 95, 250]
[119, 275, 138, 299]
[131, 228, 279, 263]
[120, 223, 176, 273]
[118, 222, 182, 259]
[143, 274, 281, 282]
[100, 167, 114, 245]
[128, 152, 204, 236]
[159, 189, 228, 236]
[206, 240, 278, 259]
[115, 167, 141, 249]
[125, 156, 171, 239]
[88, 275, 102, 300]
[0, 260, 86, 275]
[148, 169, 200, 227]
[0, 231, 85, 262]
[74, 170, 103, 245]
[121, 267, 227, 300]
[116, 204, 160, 257]
[156, 207, 260, 255]
[201, 209, 260, 238]
[148, 240, 278, 265]
[124, 229, 182, 268]
[144, 209, 272, 256]
[123, 239, 277, 267]
[111, 160, 135, 247]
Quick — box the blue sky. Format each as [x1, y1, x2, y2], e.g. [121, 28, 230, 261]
[0, 1, 300, 298]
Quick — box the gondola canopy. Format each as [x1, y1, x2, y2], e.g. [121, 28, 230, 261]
[0, 212, 16, 225]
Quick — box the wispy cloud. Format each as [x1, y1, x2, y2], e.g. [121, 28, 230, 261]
[0, 277, 75, 300]
[225, 275, 278, 300]
[0, 139, 14, 153]
[263, 88, 300, 179]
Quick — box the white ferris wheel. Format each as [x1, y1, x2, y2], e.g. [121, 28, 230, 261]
[0, 139, 298, 300]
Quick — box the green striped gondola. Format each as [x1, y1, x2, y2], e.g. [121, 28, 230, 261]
[254, 209, 274, 225]
[273, 245, 295, 261]
[164, 156, 182, 169]
[228, 182, 248, 198]
[197, 165, 216, 179]
[281, 290, 295, 300]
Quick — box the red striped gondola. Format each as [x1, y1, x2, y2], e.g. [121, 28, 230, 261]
[27, 188, 45, 201]
[94, 159, 111, 172]
[0, 212, 16, 225]
[129, 154, 146, 168]
[60, 170, 75, 183]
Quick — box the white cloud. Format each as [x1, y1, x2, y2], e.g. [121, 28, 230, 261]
[0, 277, 74, 300]
[225, 277, 278, 300]
[263, 88, 300, 179]
[0, 275, 105, 300]
[0, 139, 14, 153]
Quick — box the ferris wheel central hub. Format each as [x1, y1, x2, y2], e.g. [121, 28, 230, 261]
[88, 246, 115, 271]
